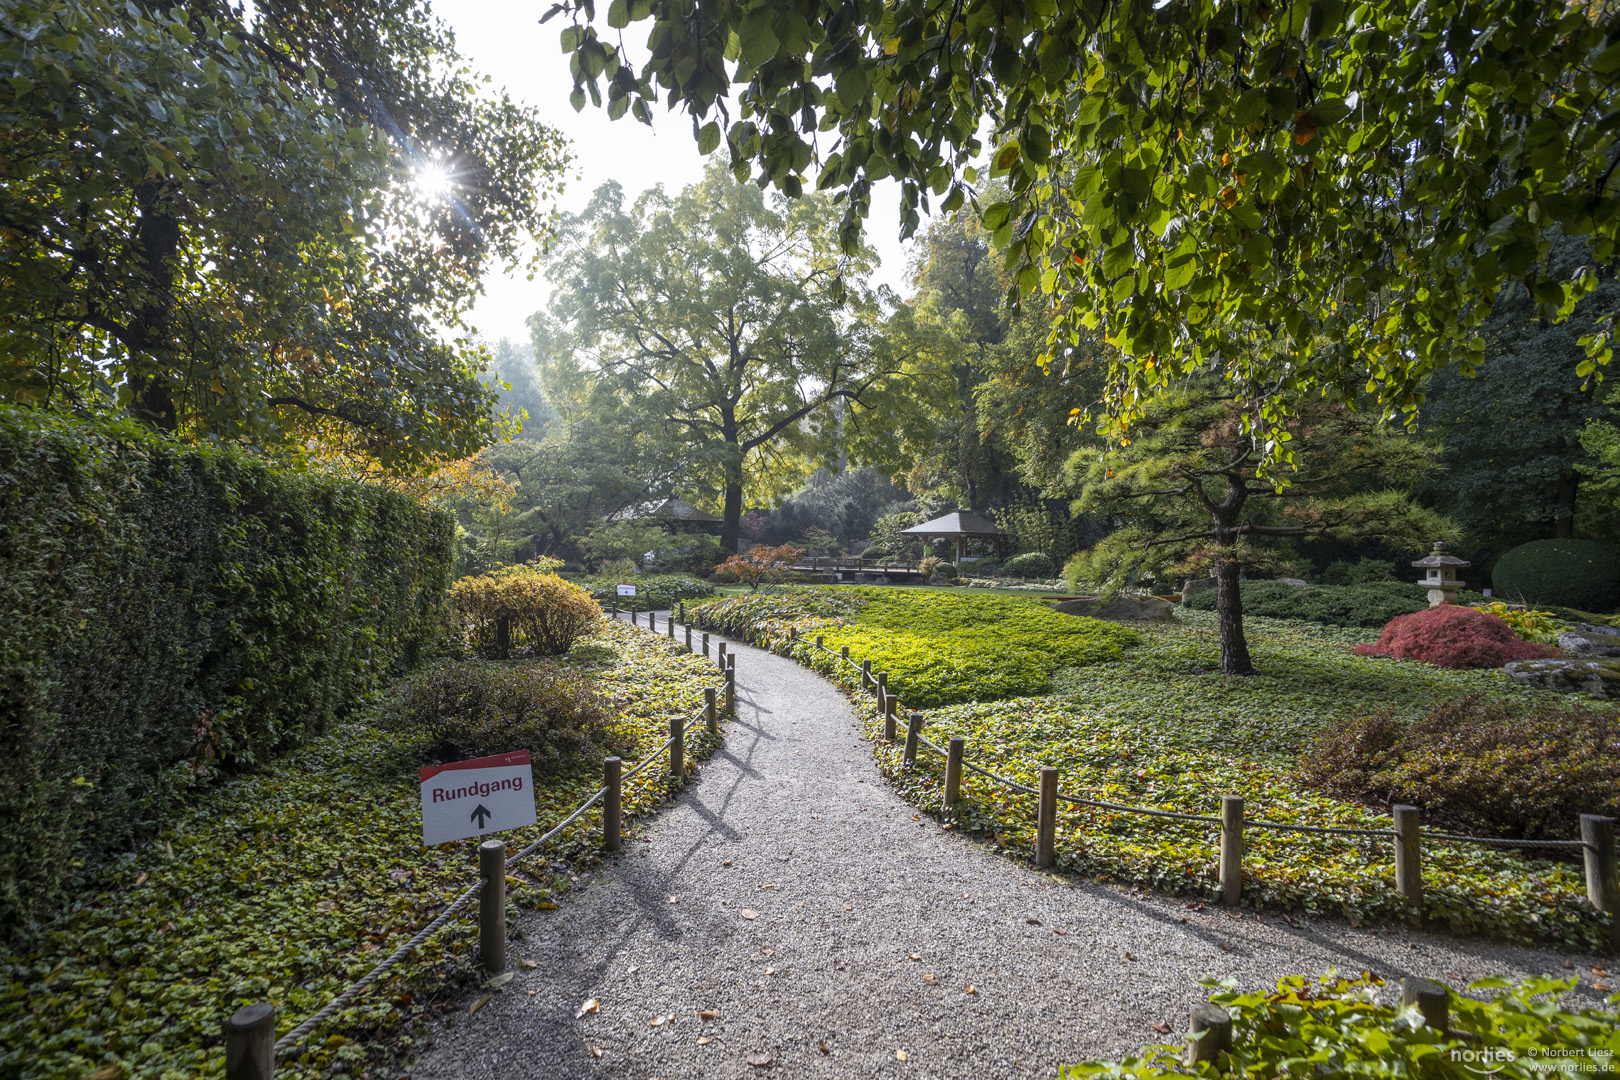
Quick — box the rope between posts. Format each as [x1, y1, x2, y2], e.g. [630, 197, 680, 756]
[1245, 820, 1392, 839]
[1419, 832, 1592, 850]
[274, 617, 716, 1056]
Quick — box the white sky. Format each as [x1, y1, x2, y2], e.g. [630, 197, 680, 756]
[432, 0, 917, 345]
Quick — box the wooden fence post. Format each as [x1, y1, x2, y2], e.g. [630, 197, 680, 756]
[612, 599, 618, 616]
[1186, 1003, 1232, 1067]
[883, 695, 898, 741]
[630, 608, 638, 627]
[840, 645, 850, 661]
[678, 601, 685, 623]
[669, 712, 684, 782]
[1401, 977, 1449, 1031]
[1392, 804, 1423, 922]
[717, 641, 727, 671]
[223, 1003, 275, 1080]
[479, 840, 506, 975]
[1219, 796, 1244, 908]
[702, 632, 710, 658]
[1580, 814, 1619, 950]
[667, 614, 675, 640]
[604, 757, 621, 852]
[903, 712, 923, 767]
[725, 666, 736, 717]
[815, 634, 824, 648]
[685, 624, 692, 651]
[1036, 766, 1058, 869]
[944, 737, 964, 807]
[860, 659, 872, 690]
[705, 688, 718, 735]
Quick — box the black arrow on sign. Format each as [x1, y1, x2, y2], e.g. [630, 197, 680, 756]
[470, 804, 493, 830]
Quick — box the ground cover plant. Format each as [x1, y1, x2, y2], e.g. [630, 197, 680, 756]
[691, 587, 1139, 708]
[707, 588, 1610, 948]
[1061, 973, 1618, 1079]
[0, 620, 721, 1080]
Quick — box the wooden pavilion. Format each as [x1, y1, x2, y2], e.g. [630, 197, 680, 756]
[900, 510, 1003, 562]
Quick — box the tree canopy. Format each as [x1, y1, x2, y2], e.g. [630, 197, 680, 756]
[0, 0, 570, 470]
[545, 0, 1620, 452]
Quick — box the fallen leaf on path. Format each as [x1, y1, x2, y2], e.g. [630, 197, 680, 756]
[747, 1053, 773, 1067]
[1595, 966, 1610, 976]
[696, 1036, 710, 1045]
[923, 974, 938, 986]
[763, 966, 776, 975]
[589, 1045, 604, 1058]
[627, 964, 640, 974]
[1025, 918, 1041, 926]
[908, 953, 920, 961]
[723, 859, 733, 866]
[668, 895, 680, 904]
[842, 904, 852, 911]
[1125, 952, 1135, 961]
[649, 1013, 675, 1026]
[1596, 983, 1612, 992]
[819, 1040, 830, 1055]
[1053, 929, 1067, 936]
[698, 1009, 720, 1020]
[760, 948, 775, 956]
[575, 998, 600, 1018]
[1219, 942, 1231, 953]
[741, 909, 758, 920]
[834, 960, 847, 971]
[912, 815, 920, 821]
[778, 855, 790, 862]
[1565, 960, 1576, 969]
[759, 883, 777, 889]
[1152, 1021, 1172, 1034]
[469, 994, 491, 1015]
[521, 959, 537, 970]
[485, 972, 514, 989]
[896, 1049, 909, 1061]
[964, 983, 978, 994]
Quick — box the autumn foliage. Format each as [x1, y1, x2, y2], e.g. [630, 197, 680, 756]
[714, 544, 804, 590]
[1352, 605, 1559, 669]
[451, 563, 603, 657]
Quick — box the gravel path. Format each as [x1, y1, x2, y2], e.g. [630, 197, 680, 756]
[412, 617, 1603, 1080]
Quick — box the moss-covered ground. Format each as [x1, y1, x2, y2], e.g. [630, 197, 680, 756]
[691, 589, 1612, 951]
[0, 620, 721, 1080]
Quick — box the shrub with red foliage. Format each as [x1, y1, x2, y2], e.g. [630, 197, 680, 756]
[1352, 604, 1559, 669]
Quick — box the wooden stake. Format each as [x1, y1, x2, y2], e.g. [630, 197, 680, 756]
[944, 737, 964, 807]
[604, 757, 621, 852]
[669, 712, 684, 783]
[1035, 766, 1058, 869]
[815, 634, 824, 648]
[705, 687, 718, 735]
[1186, 1003, 1232, 1067]
[479, 840, 506, 975]
[1219, 795, 1244, 908]
[685, 624, 692, 651]
[1392, 804, 1423, 922]
[1401, 977, 1449, 1031]
[903, 712, 923, 767]
[725, 667, 736, 716]
[860, 659, 871, 689]
[223, 1003, 275, 1080]
[702, 632, 710, 658]
[1580, 814, 1619, 950]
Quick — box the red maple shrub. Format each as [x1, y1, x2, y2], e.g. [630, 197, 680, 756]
[1352, 605, 1559, 669]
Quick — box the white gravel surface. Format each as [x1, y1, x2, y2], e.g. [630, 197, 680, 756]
[410, 616, 1605, 1079]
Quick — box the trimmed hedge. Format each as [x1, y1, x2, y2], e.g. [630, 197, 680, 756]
[568, 573, 716, 612]
[1184, 579, 1483, 628]
[0, 408, 454, 930]
[1002, 551, 1056, 579]
[1493, 538, 1620, 613]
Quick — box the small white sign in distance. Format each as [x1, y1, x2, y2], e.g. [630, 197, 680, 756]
[616, 583, 636, 597]
[419, 750, 536, 846]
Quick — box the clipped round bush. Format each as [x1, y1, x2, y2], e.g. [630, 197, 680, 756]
[1298, 695, 1620, 839]
[1002, 551, 1056, 579]
[1492, 538, 1620, 613]
[389, 659, 614, 772]
[451, 565, 603, 657]
[1352, 605, 1558, 669]
[937, 562, 959, 580]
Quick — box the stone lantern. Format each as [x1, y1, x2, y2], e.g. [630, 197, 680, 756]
[1412, 541, 1469, 607]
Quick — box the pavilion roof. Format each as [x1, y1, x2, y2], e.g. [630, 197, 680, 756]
[900, 510, 1002, 537]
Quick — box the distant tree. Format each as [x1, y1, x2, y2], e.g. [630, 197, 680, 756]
[1068, 388, 1448, 675]
[1578, 384, 1620, 541]
[533, 164, 943, 551]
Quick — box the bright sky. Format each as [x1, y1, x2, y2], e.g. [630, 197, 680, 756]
[432, 0, 917, 346]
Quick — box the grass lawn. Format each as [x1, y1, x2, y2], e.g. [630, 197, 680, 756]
[690, 588, 1612, 951]
[0, 620, 721, 1080]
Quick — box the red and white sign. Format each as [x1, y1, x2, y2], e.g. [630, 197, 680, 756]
[419, 751, 536, 846]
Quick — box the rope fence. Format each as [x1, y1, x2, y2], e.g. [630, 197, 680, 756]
[730, 625, 1620, 952]
[224, 607, 736, 1078]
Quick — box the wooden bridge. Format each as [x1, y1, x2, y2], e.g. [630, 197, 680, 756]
[788, 556, 930, 581]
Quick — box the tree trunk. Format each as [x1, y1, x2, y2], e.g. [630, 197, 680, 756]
[127, 179, 181, 431]
[720, 447, 743, 553]
[1556, 471, 1578, 539]
[1213, 550, 1255, 675]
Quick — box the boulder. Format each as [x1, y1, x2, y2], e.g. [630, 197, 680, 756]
[1054, 596, 1178, 623]
[1557, 623, 1620, 657]
[1180, 577, 1217, 606]
[928, 573, 948, 585]
[1502, 657, 1620, 699]
[1277, 577, 1309, 586]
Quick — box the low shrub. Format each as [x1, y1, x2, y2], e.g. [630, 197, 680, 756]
[1475, 601, 1564, 643]
[1353, 605, 1558, 668]
[1321, 556, 1399, 585]
[451, 566, 603, 657]
[656, 533, 727, 576]
[918, 555, 944, 578]
[570, 573, 716, 612]
[937, 562, 959, 580]
[1493, 537, 1620, 612]
[1183, 579, 1482, 628]
[1003, 551, 1056, 579]
[1297, 695, 1620, 839]
[388, 659, 615, 772]
[1062, 973, 1617, 1080]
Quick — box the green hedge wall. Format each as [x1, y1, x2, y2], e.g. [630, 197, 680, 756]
[0, 409, 454, 929]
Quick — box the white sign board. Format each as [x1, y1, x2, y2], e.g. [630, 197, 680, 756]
[616, 583, 637, 597]
[419, 750, 536, 846]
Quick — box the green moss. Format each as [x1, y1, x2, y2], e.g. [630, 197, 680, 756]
[0, 621, 722, 1079]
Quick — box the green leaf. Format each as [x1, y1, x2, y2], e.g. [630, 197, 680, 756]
[697, 121, 721, 155]
[607, 0, 629, 28]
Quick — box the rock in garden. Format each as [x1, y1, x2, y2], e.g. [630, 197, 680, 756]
[1557, 624, 1620, 657]
[1053, 597, 1177, 622]
[1180, 577, 1217, 605]
[1277, 577, 1309, 586]
[1502, 657, 1620, 699]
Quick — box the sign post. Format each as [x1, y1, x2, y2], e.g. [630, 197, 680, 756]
[616, 583, 636, 598]
[419, 751, 536, 846]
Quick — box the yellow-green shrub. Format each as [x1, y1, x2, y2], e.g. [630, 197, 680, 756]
[452, 565, 602, 657]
